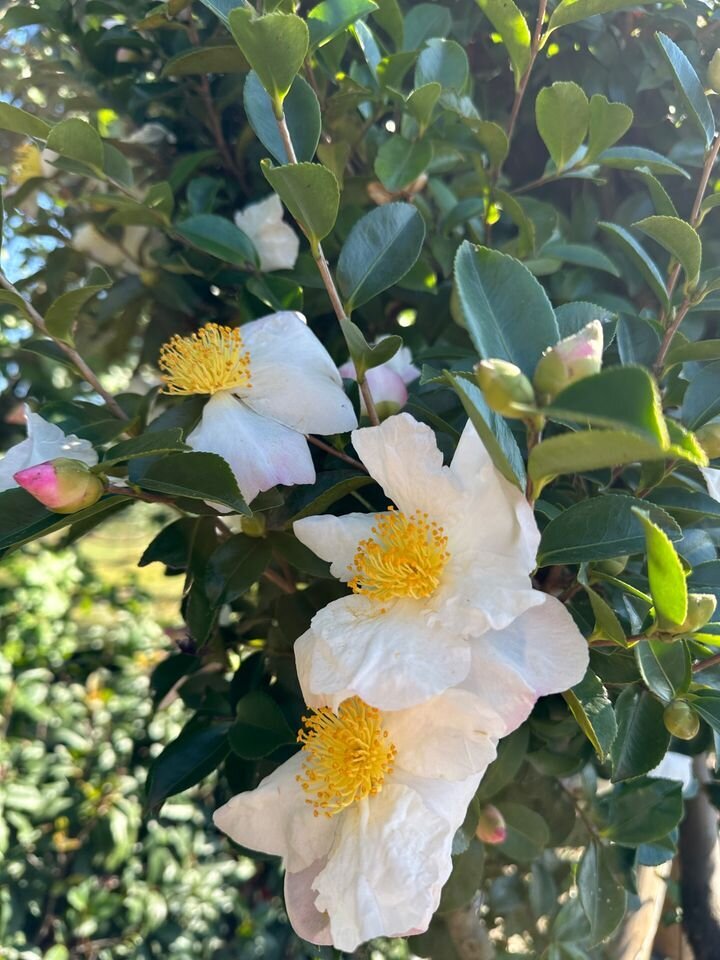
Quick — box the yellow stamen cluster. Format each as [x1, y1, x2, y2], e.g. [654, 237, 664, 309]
[296, 697, 397, 818]
[158, 323, 252, 396]
[11, 143, 43, 188]
[348, 507, 449, 604]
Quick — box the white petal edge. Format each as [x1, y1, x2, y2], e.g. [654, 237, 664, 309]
[702, 466, 720, 503]
[285, 861, 333, 945]
[293, 512, 377, 581]
[0, 410, 97, 493]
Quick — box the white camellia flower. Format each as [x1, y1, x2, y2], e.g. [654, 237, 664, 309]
[294, 413, 588, 710]
[339, 340, 420, 415]
[702, 467, 720, 502]
[214, 688, 505, 951]
[234, 194, 299, 272]
[0, 406, 98, 494]
[158, 312, 357, 504]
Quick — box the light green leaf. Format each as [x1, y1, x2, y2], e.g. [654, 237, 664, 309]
[632, 508, 688, 627]
[536, 82, 589, 170]
[374, 136, 432, 191]
[578, 842, 627, 946]
[453, 241, 559, 376]
[337, 203, 425, 311]
[46, 117, 103, 170]
[598, 221, 670, 308]
[244, 71, 321, 164]
[585, 586, 627, 646]
[665, 338, 720, 367]
[468, 119, 509, 170]
[611, 685, 669, 781]
[0, 102, 51, 139]
[414, 37, 468, 92]
[633, 169, 679, 217]
[475, 0, 531, 88]
[261, 160, 340, 254]
[307, 0, 378, 50]
[228, 9, 308, 113]
[338, 316, 402, 380]
[548, 0, 683, 35]
[634, 215, 702, 287]
[656, 32, 715, 149]
[45, 268, 112, 345]
[161, 44, 248, 76]
[586, 94, 633, 161]
[175, 214, 258, 267]
[564, 670, 617, 761]
[636, 639, 691, 702]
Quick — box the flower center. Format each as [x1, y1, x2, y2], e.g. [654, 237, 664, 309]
[296, 697, 397, 818]
[348, 507, 449, 604]
[159, 323, 252, 396]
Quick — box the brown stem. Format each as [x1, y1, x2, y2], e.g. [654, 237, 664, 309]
[262, 567, 295, 593]
[307, 434, 367, 472]
[655, 134, 720, 373]
[693, 652, 720, 674]
[0, 273, 129, 421]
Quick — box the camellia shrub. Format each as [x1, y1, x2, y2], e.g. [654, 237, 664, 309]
[3, 0, 720, 955]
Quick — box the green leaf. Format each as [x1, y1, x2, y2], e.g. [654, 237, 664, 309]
[150, 652, 201, 706]
[161, 44, 248, 76]
[0, 101, 51, 139]
[605, 779, 683, 845]
[44, 268, 112, 345]
[665, 339, 720, 367]
[555, 302, 617, 338]
[547, 367, 669, 447]
[145, 719, 231, 809]
[137, 452, 251, 515]
[634, 215, 702, 287]
[564, 670, 617, 761]
[229, 691, 295, 759]
[174, 214, 257, 267]
[646, 486, 720, 523]
[197, 0, 249, 26]
[403, 3, 452, 50]
[541, 242, 619, 277]
[0, 489, 130, 553]
[537, 494, 680, 566]
[632, 508, 688, 627]
[374, 136, 432, 192]
[469, 120, 509, 170]
[689, 689, 720, 734]
[145, 182, 174, 221]
[307, 0, 378, 50]
[405, 83, 442, 131]
[665, 418, 707, 467]
[438, 839, 485, 912]
[414, 38, 468, 92]
[46, 117, 103, 170]
[102, 429, 189, 467]
[681, 360, 720, 428]
[547, 0, 683, 35]
[596, 146, 689, 179]
[228, 9, 309, 113]
[453, 241, 559, 377]
[244, 71, 321, 164]
[578, 842, 627, 946]
[474, 0, 531, 88]
[338, 315, 402, 380]
[611, 685, 669, 781]
[261, 160, 339, 254]
[633, 169, 679, 217]
[636, 639, 691, 702]
[536, 82, 589, 170]
[586, 94, 633, 162]
[445, 371, 526, 490]
[656, 32, 715, 149]
[287, 469, 374, 521]
[337, 203, 425, 311]
[496, 802, 550, 862]
[585, 586, 626, 646]
[598, 222, 670, 308]
[476, 726, 529, 801]
[204, 535, 272, 605]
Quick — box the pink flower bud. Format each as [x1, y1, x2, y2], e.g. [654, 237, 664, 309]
[533, 320, 604, 401]
[475, 804, 507, 845]
[14, 458, 105, 514]
[339, 362, 409, 419]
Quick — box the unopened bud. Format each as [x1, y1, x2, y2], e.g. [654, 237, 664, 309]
[709, 50, 720, 94]
[663, 700, 700, 741]
[475, 804, 507, 845]
[533, 320, 604, 401]
[696, 421, 720, 460]
[593, 555, 629, 576]
[14, 458, 104, 514]
[475, 359, 535, 418]
[677, 593, 717, 634]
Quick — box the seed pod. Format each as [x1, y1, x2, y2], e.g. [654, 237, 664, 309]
[663, 700, 700, 741]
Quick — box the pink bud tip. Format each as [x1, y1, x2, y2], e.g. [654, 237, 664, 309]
[476, 805, 507, 845]
[14, 458, 104, 513]
[14, 462, 61, 506]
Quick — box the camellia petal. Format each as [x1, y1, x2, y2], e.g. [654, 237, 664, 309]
[292, 512, 378, 581]
[0, 409, 98, 494]
[284, 861, 333, 946]
[701, 466, 720, 503]
[234, 193, 299, 272]
[187, 391, 315, 504]
[238, 312, 357, 436]
[462, 594, 589, 737]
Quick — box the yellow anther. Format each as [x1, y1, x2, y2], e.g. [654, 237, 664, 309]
[296, 697, 397, 818]
[348, 507, 449, 603]
[11, 143, 43, 188]
[158, 323, 252, 396]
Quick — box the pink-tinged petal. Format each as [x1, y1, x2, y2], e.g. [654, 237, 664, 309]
[385, 344, 420, 384]
[463, 594, 589, 737]
[337, 361, 409, 412]
[285, 862, 333, 946]
[213, 753, 338, 873]
[238, 312, 357, 435]
[293, 513, 377, 581]
[299, 597, 471, 711]
[187, 391, 315, 504]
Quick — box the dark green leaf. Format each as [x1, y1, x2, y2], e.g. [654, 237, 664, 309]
[287, 469, 374, 521]
[541, 242, 619, 277]
[681, 360, 720, 429]
[636, 640, 691, 702]
[46, 118, 103, 170]
[229, 691, 295, 759]
[555, 302, 617, 338]
[578, 842, 627, 946]
[605, 779, 683, 845]
[0, 102, 51, 139]
[403, 3, 451, 50]
[44, 269, 112, 345]
[611, 686, 669, 781]
[244, 71, 321, 164]
[497, 803, 550, 861]
[204, 535, 272, 605]
[175, 214, 257, 267]
[564, 670, 617, 761]
[374, 136, 432, 192]
[548, 0, 683, 35]
[261, 160, 339, 253]
[162, 44, 248, 76]
[598, 222, 669, 308]
[634, 215, 702, 287]
[146, 720, 231, 809]
[102, 429, 189, 467]
[597, 146, 689, 179]
[655, 32, 715, 149]
[414, 38, 468, 91]
[137, 452, 251, 515]
[690, 690, 720, 734]
[438, 839, 485, 912]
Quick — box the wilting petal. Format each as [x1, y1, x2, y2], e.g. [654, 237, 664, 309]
[213, 753, 337, 873]
[187, 391, 315, 504]
[296, 597, 471, 711]
[293, 512, 377, 581]
[238, 312, 357, 435]
[463, 594, 589, 736]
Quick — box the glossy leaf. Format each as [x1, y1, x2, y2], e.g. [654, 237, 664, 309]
[611, 685, 669, 782]
[229, 691, 295, 759]
[244, 71, 321, 164]
[374, 136, 432, 191]
[307, 0, 378, 50]
[656, 32, 715, 149]
[634, 215, 702, 287]
[146, 719, 231, 809]
[137, 452, 251, 515]
[261, 160, 340, 253]
[564, 670, 617, 761]
[174, 214, 258, 267]
[632, 508, 688, 627]
[474, 0, 531, 87]
[605, 779, 683, 845]
[636, 639, 691, 702]
[548, 0, 683, 35]
[414, 38, 468, 91]
[536, 82, 589, 169]
[228, 9, 308, 111]
[102, 429, 189, 466]
[680, 360, 720, 428]
[204, 536, 272, 605]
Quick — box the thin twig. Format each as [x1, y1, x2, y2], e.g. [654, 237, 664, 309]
[263, 567, 295, 593]
[307, 434, 367, 472]
[275, 111, 380, 426]
[0, 273, 129, 421]
[693, 652, 720, 674]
